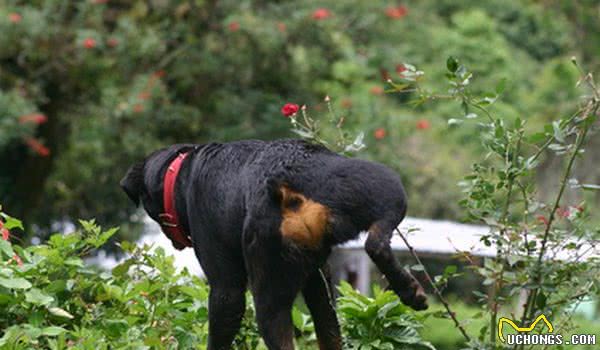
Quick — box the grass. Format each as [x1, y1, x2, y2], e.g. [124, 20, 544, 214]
[421, 300, 600, 350]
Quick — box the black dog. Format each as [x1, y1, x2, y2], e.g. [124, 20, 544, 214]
[120, 139, 427, 350]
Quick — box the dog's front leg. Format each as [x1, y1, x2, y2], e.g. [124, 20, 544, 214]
[365, 220, 428, 310]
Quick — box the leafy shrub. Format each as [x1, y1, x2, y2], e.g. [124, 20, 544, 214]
[0, 213, 433, 349]
[0, 216, 210, 348]
[338, 282, 434, 350]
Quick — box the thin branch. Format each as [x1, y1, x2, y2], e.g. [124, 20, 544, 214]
[395, 228, 472, 342]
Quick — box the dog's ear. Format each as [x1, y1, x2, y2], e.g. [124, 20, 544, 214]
[120, 162, 145, 206]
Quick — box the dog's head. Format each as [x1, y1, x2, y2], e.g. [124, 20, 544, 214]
[120, 144, 196, 223]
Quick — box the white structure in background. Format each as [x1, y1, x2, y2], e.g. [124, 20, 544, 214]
[97, 217, 492, 281]
[96, 216, 598, 297]
[330, 217, 492, 294]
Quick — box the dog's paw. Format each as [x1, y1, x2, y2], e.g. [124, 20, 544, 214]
[401, 287, 428, 311]
[395, 279, 428, 311]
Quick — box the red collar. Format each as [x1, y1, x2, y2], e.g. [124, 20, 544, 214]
[159, 152, 193, 250]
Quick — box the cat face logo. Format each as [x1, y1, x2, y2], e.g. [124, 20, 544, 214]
[498, 314, 554, 342]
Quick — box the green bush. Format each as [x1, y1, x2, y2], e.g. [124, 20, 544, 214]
[0, 214, 432, 349]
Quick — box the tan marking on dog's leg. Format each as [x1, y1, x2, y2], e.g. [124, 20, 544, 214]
[279, 185, 330, 248]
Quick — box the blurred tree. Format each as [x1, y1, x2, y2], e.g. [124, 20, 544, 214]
[0, 0, 596, 241]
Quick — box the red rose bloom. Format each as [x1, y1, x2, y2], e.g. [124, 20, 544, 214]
[370, 86, 384, 95]
[277, 22, 287, 33]
[416, 119, 431, 130]
[12, 253, 23, 266]
[24, 137, 50, 157]
[385, 5, 408, 19]
[1, 221, 9, 241]
[312, 8, 331, 20]
[83, 37, 96, 49]
[536, 215, 549, 226]
[374, 128, 386, 140]
[107, 38, 119, 47]
[19, 113, 48, 125]
[556, 207, 570, 218]
[153, 70, 166, 78]
[9, 12, 22, 23]
[138, 91, 151, 100]
[281, 103, 300, 117]
[228, 22, 240, 32]
[396, 64, 407, 76]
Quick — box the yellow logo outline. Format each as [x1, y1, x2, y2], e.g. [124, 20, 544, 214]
[498, 314, 554, 342]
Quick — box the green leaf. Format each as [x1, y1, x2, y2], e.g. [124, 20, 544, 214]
[528, 132, 548, 144]
[64, 257, 84, 267]
[25, 288, 54, 306]
[444, 265, 457, 275]
[552, 121, 565, 143]
[41, 326, 66, 336]
[0, 277, 32, 290]
[446, 56, 458, 73]
[48, 307, 74, 319]
[0, 239, 14, 258]
[495, 78, 507, 95]
[1, 215, 24, 230]
[536, 292, 547, 309]
[581, 184, 600, 191]
[410, 264, 425, 272]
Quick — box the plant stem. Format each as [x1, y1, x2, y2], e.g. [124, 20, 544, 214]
[490, 129, 522, 345]
[395, 228, 472, 342]
[521, 100, 597, 337]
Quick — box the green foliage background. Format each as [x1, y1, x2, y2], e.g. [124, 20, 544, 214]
[0, 0, 599, 239]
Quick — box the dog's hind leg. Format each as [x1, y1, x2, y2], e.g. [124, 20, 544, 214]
[302, 268, 342, 350]
[365, 219, 428, 310]
[243, 219, 303, 350]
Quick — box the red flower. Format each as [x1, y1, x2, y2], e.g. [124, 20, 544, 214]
[133, 104, 145, 113]
[277, 22, 287, 33]
[556, 207, 570, 218]
[18, 113, 47, 125]
[107, 38, 118, 47]
[374, 128, 386, 140]
[370, 86, 384, 95]
[138, 91, 151, 100]
[312, 8, 332, 20]
[9, 12, 22, 23]
[385, 5, 408, 19]
[281, 103, 300, 117]
[24, 137, 50, 157]
[416, 119, 431, 130]
[153, 70, 166, 78]
[1, 221, 9, 241]
[12, 254, 23, 266]
[341, 98, 353, 108]
[536, 215, 549, 226]
[396, 64, 407, 76]
[228, 22, 240, 32]
[83, 37, 96, 49]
